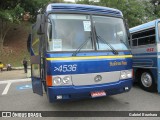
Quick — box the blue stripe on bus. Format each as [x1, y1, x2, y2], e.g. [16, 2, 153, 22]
[49, 4, 122, 17]
[133, 52, 157, 56]
[133, 56, 157, 67]
[47, 58, 132, 75]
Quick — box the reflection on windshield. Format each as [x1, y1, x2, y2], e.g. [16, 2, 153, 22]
[47, 14, 93, 51]
[47, 14, 129, 52]
[93, 15, 129, 50]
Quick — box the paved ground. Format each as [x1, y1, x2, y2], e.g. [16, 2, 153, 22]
[0, 69, 30, 80]
[1, 82, 160, 111]
[0, 69, 27, 80]
[0, 70, 160, 119]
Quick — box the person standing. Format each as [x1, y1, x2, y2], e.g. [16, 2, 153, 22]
[7, 63, 12, 71]
[22, 58, 28, 73]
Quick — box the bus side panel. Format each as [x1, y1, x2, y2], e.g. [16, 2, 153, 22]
[157, 43, 160, 93]
[156, 20, 160, 93]
[47, 79, 132, 102]
[157, 57, 160, 93]
[47, 58, 132, 76]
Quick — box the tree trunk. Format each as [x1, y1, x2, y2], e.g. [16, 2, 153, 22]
[0, 39, 3, 56]
[0, 38, 3, 51]
[0, 19, 4, 51]
[0, 19, 11, 50]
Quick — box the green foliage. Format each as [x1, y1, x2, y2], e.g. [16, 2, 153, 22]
[0, 10, 13, 22]
[150, 0, 160, 17]
[19, 0, 51, 21]
[76, 0, 157, 27]
[52, 0, 64, 3]
[0, 0, 65, 23]
[0, 4, 24, 23]
[0, 0, 67, 50]
[13, 4, 24, 21]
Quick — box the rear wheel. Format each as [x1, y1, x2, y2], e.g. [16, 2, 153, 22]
[138, 70, 157, 92]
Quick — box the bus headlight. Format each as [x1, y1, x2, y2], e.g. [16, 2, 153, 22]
[52, 76, 72, 86]
[63, 76, 71, 84]
[53, 77, 62, 85]
[120, 71, 127, 79]
[126, 70, 132, 78]
[120, 70, 132, 80]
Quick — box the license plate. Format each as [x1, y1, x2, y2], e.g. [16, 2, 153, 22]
[91, 91, 106, 98]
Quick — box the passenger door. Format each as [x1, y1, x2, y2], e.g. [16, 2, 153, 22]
[30, 25, 43, 96]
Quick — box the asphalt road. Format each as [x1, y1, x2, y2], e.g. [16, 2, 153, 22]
[0, 69, 30, 80]
[0, 79, 160, 120]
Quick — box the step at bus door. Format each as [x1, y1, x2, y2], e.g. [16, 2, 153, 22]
[31, 55, 43, 96]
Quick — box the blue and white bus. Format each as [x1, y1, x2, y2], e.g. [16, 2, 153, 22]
[130, 19, 160, 93]
[28, 3, 132, 102]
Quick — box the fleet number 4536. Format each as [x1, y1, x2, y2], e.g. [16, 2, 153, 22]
[54, 64, 77, 72]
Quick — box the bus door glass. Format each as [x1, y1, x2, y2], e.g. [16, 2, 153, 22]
[31, 25, 43, 96]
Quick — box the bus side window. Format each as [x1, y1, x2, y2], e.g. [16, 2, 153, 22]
[131, 28, 155, 46]
[131, 34, 138, 46]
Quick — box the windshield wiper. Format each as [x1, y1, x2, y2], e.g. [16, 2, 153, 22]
[117, 36, 128, 48]
[93, 26, 118, 55]
[72, 36, 91, 56]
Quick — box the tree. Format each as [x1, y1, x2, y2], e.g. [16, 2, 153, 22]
[76, 0, 99, 5]
[0, 0, 58, 50]
[0, 4, 24, 50]
[150, 0, 160, 17]
[52, 0, 64, 3]
[76, 0, 156, 27]
[19, 0, 52, 21]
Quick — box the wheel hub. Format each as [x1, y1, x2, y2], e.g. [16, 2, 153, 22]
[141, 72, 152, 88]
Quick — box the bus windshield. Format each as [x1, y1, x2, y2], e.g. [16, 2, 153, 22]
[47, 14, 93, 51]
[47, 14, 129, 52]
[93, 15, 129, 50]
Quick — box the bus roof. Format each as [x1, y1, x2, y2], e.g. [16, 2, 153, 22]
[130, 19, 160, 33]
[45, 3, 123, 17]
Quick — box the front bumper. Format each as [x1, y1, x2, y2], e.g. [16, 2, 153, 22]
[47, 79, 132, 102]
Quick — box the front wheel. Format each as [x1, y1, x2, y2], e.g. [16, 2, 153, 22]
[139, 71, 157, 92]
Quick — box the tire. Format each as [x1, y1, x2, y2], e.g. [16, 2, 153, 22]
[138, 70, 157, 92]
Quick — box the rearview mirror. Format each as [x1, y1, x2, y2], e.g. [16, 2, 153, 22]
[36, 14, 45, 35]
[125, 19, 131, 39]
